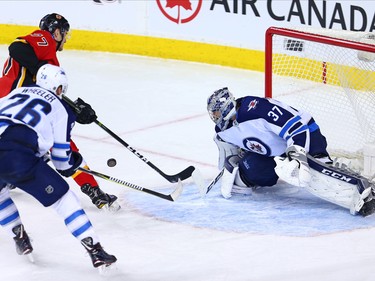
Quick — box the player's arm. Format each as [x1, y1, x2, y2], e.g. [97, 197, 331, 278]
[257, 99, 311, 187]
[260, 99, 310, 148]
[214, 134, 240, 169]
[8, 41, 48, 75]
[50, 106, 82, 176]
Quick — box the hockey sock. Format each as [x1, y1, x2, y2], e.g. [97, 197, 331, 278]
[72, 165, 99, 187]
[0, 187, 22, 237]
[50, 190, 99, 244]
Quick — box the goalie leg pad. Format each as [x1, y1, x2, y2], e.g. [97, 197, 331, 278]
[221, 155, 253, 198]
[307, 155, 372, 215]
[308, 168, 369, 215]
[231, 170, 253, 195]
[221, 166, 238, 199]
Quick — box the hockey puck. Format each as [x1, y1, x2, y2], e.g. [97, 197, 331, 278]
[107, 158, 117, 167]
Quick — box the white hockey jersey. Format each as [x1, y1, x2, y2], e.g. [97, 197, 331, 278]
[0, 85, 76, 171]
[216, 96, 315, 157]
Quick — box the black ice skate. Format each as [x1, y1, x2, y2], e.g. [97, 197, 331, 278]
[12, 224, 33, 255]
[81, 184, 120, 211]
[81, 237, 117, 268]
[359, 185, 375, 217]
[359, 197, 375, 217]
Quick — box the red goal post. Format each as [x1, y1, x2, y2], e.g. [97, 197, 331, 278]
[264, 26, 375, 174]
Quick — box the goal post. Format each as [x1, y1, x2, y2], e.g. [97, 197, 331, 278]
[264, 26, 375, 176]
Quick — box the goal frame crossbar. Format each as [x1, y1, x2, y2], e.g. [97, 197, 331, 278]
[265, 26, 375, 98]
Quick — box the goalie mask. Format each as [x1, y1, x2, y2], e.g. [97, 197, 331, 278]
[36, 64, 68, 97]
[207, 87, 237, 131]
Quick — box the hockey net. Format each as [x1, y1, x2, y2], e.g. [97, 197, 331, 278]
[265, 26, 375, 173]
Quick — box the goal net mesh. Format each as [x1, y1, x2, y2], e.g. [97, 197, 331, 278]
[265, 27, 375, 170]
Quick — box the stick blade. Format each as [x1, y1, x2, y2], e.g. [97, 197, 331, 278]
[170, 179, 184, 201]
[165, 165, 195, 183]
[191, 168, 206, 198]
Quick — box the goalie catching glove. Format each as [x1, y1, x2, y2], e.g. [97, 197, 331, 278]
[274, 145, 311, 188]
[74, 97, 97, 124]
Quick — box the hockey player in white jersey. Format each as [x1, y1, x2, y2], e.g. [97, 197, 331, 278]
[207, 87, 375, 216]
[0, 64, 117, 271]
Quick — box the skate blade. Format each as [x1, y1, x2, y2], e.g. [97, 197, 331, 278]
[98, 263, 118, 276]
[104, 201, 121, 212]
[25, 252, 35, 263]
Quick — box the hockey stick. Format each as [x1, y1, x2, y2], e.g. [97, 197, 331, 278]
[93, 119, 195, 183]
[62, 95, 195, 183]
[78, 167, 183, 202]
[205, 168, 225, 194]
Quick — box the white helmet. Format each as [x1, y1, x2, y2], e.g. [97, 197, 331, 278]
[36, 64, 68, 97]
[207, 87, 236, 131]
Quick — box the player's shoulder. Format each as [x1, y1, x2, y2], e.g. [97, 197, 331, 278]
[20, 30, 56, 47]
[236, 96, 271, 121]
[23, 29, 53, 39]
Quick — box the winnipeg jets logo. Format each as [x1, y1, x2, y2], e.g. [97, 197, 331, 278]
[249, 142, 263, 153]
[243, 138, 269, 155]
[247, 99, 258, 111]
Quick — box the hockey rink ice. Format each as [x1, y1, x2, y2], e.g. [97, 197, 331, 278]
[1, 46, 375, 281]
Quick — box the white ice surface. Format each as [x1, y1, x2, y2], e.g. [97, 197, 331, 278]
[1, 46, 375, 281]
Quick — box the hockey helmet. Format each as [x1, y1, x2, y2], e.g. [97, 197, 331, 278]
[36, 64, 68, 97]
[207, 87, 237, 131]
[39, 13, 70, 35]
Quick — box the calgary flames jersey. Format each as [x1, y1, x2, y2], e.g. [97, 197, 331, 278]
[0, 30, 59, 98]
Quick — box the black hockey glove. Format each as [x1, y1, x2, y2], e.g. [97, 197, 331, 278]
[57, 151, 83, 177]
[74, 98, 97, 124]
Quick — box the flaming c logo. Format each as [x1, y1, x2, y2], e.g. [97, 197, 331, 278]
[156, 0, 203, 24]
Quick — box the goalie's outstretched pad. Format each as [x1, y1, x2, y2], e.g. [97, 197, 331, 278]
[306, 155, 372, 215]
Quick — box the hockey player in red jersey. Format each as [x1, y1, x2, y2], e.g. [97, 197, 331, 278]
[0, 13, 119, 211]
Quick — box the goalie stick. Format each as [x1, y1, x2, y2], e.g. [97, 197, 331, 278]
[78, 167, 183, 202]
[205, 168, 225, 194]
[62, 95, 195, 183]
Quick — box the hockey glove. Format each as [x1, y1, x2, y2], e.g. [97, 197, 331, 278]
[42, 151, 51, 164]
[74, 98, 97, 124]
[274, 145, 311, 188]
[57, 151, 83, 177]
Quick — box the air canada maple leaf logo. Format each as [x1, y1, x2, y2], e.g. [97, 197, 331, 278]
[156, 0, 203, 24]
[166, 0, 191, 10]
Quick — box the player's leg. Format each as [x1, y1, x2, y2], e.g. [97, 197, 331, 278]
[13, 156, 117, 268]
[307, 155, 374, 216]
[70, 140, 120, 211]
[51, 189, 117, 268]
[0, 183, 33, 255]
[220, 153, 278, 198]
[0, 130, 41, 257]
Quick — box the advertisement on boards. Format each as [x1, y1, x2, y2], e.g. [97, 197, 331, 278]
[0, 0, 373, 51]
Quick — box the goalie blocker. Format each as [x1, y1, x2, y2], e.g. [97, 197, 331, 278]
[220, 152, 375, 217]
